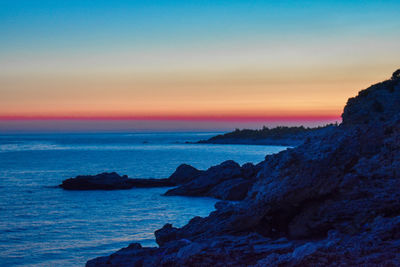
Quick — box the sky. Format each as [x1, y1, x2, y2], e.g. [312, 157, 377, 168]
[0, 0, 399, 132]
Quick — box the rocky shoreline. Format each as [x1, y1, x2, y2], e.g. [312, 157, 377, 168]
[86, 70, 399, 266]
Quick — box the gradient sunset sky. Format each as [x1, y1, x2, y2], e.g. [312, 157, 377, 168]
[1, 0, 399, 131]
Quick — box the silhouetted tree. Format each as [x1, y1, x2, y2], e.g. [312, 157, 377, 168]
[392, 69, 400, 80]
[208, 124, 335, 141]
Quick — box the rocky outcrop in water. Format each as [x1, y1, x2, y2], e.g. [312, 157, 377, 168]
[165, 161, 258, 201]
[60, 162, 257, 200]
[87, 70, 400, 266]
[168, 164, 204, 184]
[60, 172, 173, 190]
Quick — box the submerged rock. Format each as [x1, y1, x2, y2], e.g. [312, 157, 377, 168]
[87, 70, 400, 266]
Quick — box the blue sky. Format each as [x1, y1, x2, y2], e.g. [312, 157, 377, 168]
[2, 0, 399, 52]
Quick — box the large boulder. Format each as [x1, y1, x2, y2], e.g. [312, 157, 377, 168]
[164, 160, 252, 200]
[168, 164, 203, 184]
[155, 223, 179, 246]
[207, 178, 253, 201]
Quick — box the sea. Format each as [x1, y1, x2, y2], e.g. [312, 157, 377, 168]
[0, 132, 287, 266]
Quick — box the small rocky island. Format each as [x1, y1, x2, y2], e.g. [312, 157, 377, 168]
[84, 69, 400, 266]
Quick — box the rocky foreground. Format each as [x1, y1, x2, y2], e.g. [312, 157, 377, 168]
[87, 70, 400, 266]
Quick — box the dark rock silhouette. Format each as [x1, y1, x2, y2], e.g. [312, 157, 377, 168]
[168, 164, 203, 184]
[342, 71, 400, 125]
[86, 70, 400, 266]
[60, 172, 173, 190]
[60, 162, 257, 201]
[165, 160, 258, 201]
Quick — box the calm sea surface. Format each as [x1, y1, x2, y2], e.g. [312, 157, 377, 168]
[0, 132, 286, 266]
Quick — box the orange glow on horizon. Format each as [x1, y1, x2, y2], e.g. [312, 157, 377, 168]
[0, 114, 341, 122]
[0, 66, 391, 125]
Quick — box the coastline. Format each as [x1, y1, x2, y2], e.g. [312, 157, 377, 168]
[87, 70, 400, 266]
[193, 138, 301, 146]
[193, 124, 336, 147]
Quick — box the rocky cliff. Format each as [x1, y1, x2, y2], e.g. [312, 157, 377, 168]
[87, 70, 400, 266]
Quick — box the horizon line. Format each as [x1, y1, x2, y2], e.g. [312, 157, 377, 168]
[0, 115, 342, 122]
